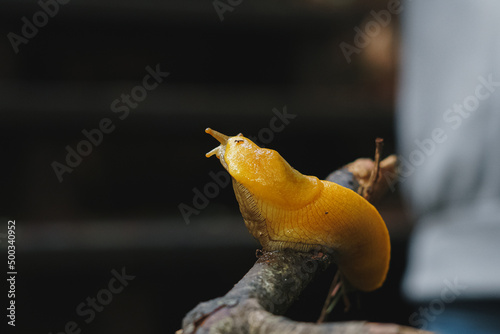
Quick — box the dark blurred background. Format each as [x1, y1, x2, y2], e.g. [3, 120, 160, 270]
[1, 0, 414, 333]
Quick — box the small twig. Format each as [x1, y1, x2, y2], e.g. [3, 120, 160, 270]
[317, 271, 342, 323]
[362, 138, 384, 199]
[317, 138, 388, 324]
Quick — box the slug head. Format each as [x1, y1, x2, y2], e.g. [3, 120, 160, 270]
[205, 128, 320, 208]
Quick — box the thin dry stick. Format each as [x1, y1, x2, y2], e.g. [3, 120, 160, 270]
[317, 271, 342, 323]
[318, 137, 386, 324]
[363, 137, 384, 199]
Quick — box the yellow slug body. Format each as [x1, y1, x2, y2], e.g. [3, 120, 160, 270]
[205, 128, 390, 292]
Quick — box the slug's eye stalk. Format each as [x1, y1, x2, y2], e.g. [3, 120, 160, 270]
[205, 128, 229, 145]
[205, 128, 230, 159]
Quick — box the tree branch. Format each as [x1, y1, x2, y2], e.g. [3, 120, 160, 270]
[179, 141, 428, 334]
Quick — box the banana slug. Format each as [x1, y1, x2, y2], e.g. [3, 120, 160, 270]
[205, 128, 390, 292]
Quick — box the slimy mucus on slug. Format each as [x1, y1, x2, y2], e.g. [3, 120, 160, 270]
[205, 128, 390, 292]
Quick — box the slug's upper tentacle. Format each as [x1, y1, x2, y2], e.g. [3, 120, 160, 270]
[205, 128, 229, 146]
